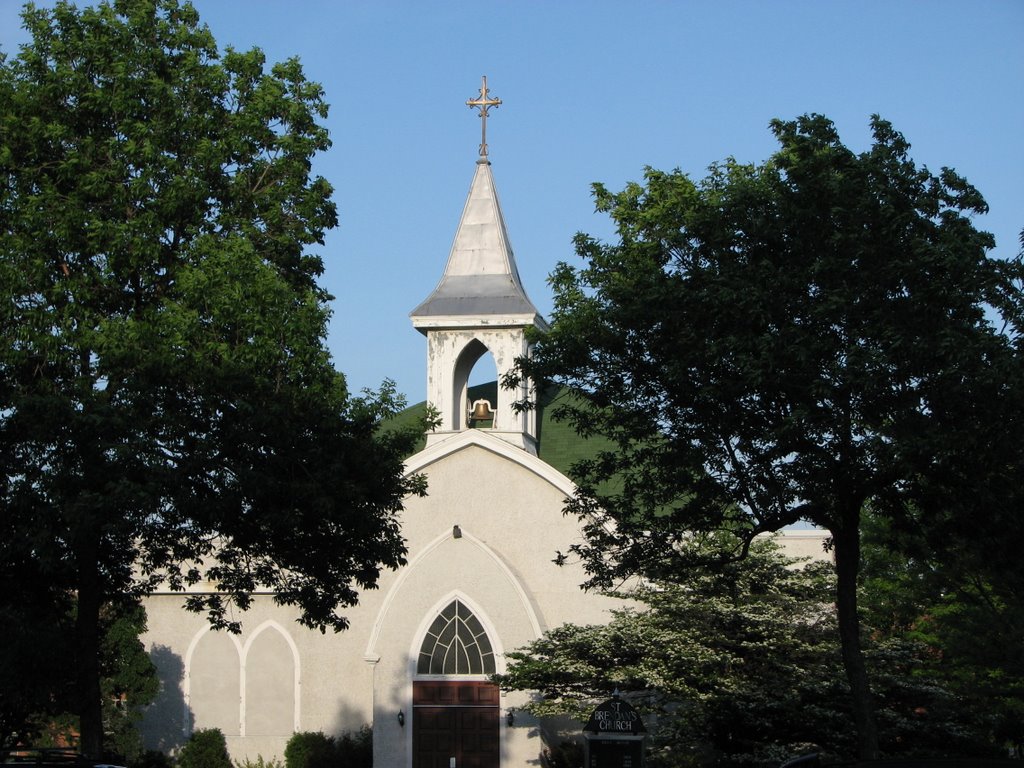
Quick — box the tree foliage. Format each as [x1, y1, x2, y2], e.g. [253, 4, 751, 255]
[99, 603, 160, 764]
[860, 514, 1024, 756]
[510, 114, 1024, 758]
[0, 563, 75, 748]
[497, 538, 1001, 767]
[0, 0, 425, 755]
[2, 600, 160, 757]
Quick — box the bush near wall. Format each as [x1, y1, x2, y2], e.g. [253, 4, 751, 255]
[234, 757, 284, 768]
[177, 729, 232, 768]
[283, 729, 371, 768]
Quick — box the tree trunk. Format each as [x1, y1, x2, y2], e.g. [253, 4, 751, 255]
[76, 536, 104, 759]
[832, 521, 879, 760]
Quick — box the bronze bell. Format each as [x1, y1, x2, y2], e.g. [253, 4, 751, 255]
[469, 399, 494, 424]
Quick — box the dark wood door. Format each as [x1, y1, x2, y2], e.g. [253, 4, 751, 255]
[413, 681, 499, 768]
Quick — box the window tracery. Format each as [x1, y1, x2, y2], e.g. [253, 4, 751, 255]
[417, 599, 495, 675]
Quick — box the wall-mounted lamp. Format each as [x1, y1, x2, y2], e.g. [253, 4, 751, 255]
[506, 708, 515, 727]
[397, 710, 405, 727]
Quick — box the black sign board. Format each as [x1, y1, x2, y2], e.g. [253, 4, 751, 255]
[583, 695, 646, 735]
[585, 737, 643, 768]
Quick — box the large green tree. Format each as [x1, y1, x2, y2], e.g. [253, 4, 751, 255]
[511, 115, 1024, 759]
[0, 0, 424, 757]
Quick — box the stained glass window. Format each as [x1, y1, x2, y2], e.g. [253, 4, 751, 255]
[417, 599, 495, 675]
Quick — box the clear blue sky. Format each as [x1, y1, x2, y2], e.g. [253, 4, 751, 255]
[2, 1, 1022, 405]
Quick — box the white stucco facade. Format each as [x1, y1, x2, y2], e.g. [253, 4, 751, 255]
[140, 428, 628, 766]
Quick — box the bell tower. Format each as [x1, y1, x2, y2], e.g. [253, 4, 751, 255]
[410, 77, 546, 453]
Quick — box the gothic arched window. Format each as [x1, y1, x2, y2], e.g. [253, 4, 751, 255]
[417, 599, 495, 675]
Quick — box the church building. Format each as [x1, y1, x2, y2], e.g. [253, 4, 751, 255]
[139, 79, 827, 768]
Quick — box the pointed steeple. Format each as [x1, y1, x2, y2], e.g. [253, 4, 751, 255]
[410, 157, 543, 328]
[410, 79, 545, 453]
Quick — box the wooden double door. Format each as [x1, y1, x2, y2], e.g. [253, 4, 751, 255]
[413, 681, 499, 768]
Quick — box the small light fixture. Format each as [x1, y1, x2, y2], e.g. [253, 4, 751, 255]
[506, 708, 515, 727]
[453, 524, 462, 539]
[398, 710, 405, 727]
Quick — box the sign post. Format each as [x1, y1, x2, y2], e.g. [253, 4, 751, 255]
[582, 692, 646, 768]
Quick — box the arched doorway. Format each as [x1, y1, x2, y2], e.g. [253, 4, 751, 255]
[413, 599, 499, 768]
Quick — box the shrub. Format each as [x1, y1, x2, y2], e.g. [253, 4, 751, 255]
[131, 750, 174, 768]
[542, 740, 584, 768]
[284, 732, 335, 768]
[283, 728, 371, 768]
[335, 726, 371, 768]
[178, 728, 232, 768]
[234, 757, 284, 768]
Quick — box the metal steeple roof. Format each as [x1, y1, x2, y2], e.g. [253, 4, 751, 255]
[410, 157, 544, 330]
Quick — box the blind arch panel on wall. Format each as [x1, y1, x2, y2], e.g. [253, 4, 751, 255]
[244, 625, 295, 736]
[188, 630, 241, 736]
[417, 599, 495, 675]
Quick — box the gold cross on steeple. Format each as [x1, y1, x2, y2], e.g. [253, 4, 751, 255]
[466, 75, 501, 158]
